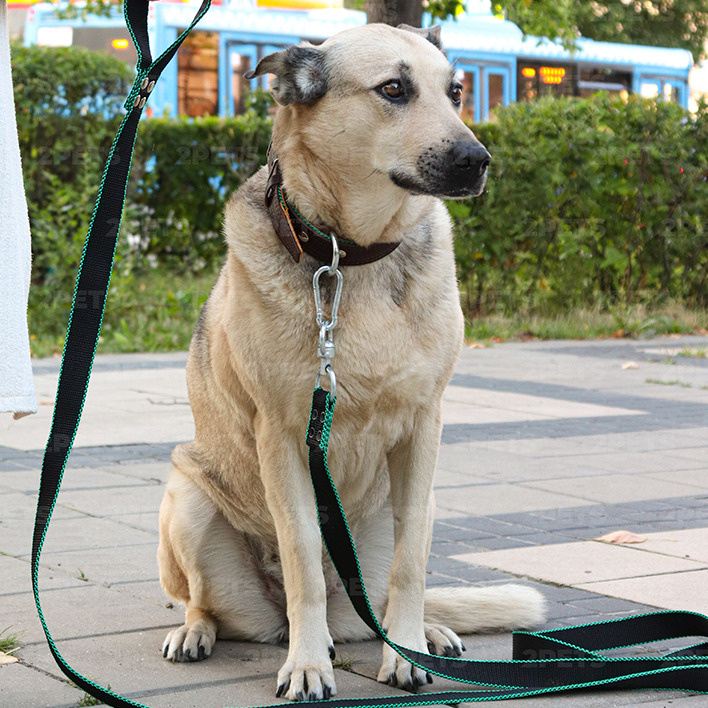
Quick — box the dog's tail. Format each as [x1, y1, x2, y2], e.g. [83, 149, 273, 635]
[424, 584, 546, 633]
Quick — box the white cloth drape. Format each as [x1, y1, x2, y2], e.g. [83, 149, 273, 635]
[0, 0, 37, 417]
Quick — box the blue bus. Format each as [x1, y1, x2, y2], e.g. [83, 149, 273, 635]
[24, 0, 693, 121]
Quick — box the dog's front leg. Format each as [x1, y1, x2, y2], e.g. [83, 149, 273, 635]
[256, 417, 336, 701]
[378, 406, 440, 691]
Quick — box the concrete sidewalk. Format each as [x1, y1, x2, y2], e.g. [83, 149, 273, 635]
[1, 336, 707, 707]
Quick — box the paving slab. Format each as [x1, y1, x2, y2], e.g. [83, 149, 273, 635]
[4, 366, 193, 451]
[454, 541, 707, 586]
[443, 385, 647, 420]
[436, 442, 610, 482]
[577, 569, 708, 614]
[627, 527, 708, 563]
[523, 473, 706, 504]
[53, 482, 166, 519]
[645, 468, 708, 490]
[435, 483, 591, 516]
[0, 662, 83, 707]
[552, 451, 706, 475]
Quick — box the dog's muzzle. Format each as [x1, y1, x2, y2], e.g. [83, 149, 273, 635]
[391, 139, 492, 199]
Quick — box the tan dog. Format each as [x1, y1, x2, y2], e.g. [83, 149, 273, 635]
[158, 23, 544, 702]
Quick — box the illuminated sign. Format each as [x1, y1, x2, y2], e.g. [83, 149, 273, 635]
[112, 38, 130, 50]
[539, 66, 566, 84]
[521, 67, 536, 78]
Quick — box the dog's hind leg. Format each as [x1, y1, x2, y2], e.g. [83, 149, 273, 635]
[158, 466, 287, 662]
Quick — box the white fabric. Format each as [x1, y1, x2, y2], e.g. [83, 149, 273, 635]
[0, 0, 37, 417]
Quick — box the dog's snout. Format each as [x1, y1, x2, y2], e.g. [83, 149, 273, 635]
[411, 138, 491, 198]
[451, 142, 491, 178]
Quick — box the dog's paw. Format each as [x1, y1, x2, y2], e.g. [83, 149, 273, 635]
[276, 656, 337, 701]
[377, 640, 431, 692]
[425, 622, 465, 658]
[162, 621, 216, 663]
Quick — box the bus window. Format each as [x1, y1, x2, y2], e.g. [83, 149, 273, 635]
[663, 82, 679, 102]
[488, 72, 504, 114]
[640, 81, 660, 99]
[457, 69, 478, 123]
[518, 65, 537, 101]
[178, 31, 219, 117]
[230, 51, 253, 115]
[577, 67, 630, 98]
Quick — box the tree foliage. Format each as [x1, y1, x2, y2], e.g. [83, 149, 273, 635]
[500, 0, 708, 61]
[495, 1, 580, 50]
[575, 0, 708, 62]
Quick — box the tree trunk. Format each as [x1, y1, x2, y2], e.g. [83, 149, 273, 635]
[366, 0, 423, 28]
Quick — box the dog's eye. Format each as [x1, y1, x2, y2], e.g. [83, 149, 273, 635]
[380, 81, 405, 100]
[450, 85, 463, 106]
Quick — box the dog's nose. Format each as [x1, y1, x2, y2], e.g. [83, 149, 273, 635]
[450, 142, 491, 180]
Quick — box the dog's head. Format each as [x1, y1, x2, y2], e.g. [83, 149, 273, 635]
[246, 23, 490, 200]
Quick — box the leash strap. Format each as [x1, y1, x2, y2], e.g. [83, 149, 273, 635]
[31, 1, 213, 706]
[304, 387, 708, 704]
[31, 1, 708, 704]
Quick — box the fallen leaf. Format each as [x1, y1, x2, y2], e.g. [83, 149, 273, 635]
[595, 530, 647, 544]
[611, 329, 626, 338]
[622, 361, 639, 370]
[0, 651, 18, 665]
[468, 343, 485, 349]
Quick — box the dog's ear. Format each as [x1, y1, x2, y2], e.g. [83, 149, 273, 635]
[244, 45, 327, 105]
[397, 24, 443, 50]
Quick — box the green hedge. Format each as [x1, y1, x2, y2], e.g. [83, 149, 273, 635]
[457, 95, 708, 314]
[14, 43, 707, 340]
[128, 111, 271, 270]
[12, 43, 131, 296]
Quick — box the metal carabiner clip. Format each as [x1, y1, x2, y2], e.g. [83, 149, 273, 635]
[313, 266, 343, 331]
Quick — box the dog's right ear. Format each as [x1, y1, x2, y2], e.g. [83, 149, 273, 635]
[397, 24, 443, 50]
[244, 45, 327, 105]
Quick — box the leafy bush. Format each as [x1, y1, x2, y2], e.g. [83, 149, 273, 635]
[12, 43, 133, 343]
[455, 95, 708, 316]
[126, 114, 270, 271]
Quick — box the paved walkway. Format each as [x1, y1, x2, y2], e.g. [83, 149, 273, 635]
[1, 336, 707, 707]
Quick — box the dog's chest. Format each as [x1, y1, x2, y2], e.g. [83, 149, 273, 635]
[242, 229, 463, 419]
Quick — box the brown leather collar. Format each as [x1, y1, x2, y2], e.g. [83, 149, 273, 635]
[264, 150, 400, 266]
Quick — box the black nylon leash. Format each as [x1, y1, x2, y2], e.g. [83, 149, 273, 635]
[31, 1, 708, 704]
[31, 1, 213, 705]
